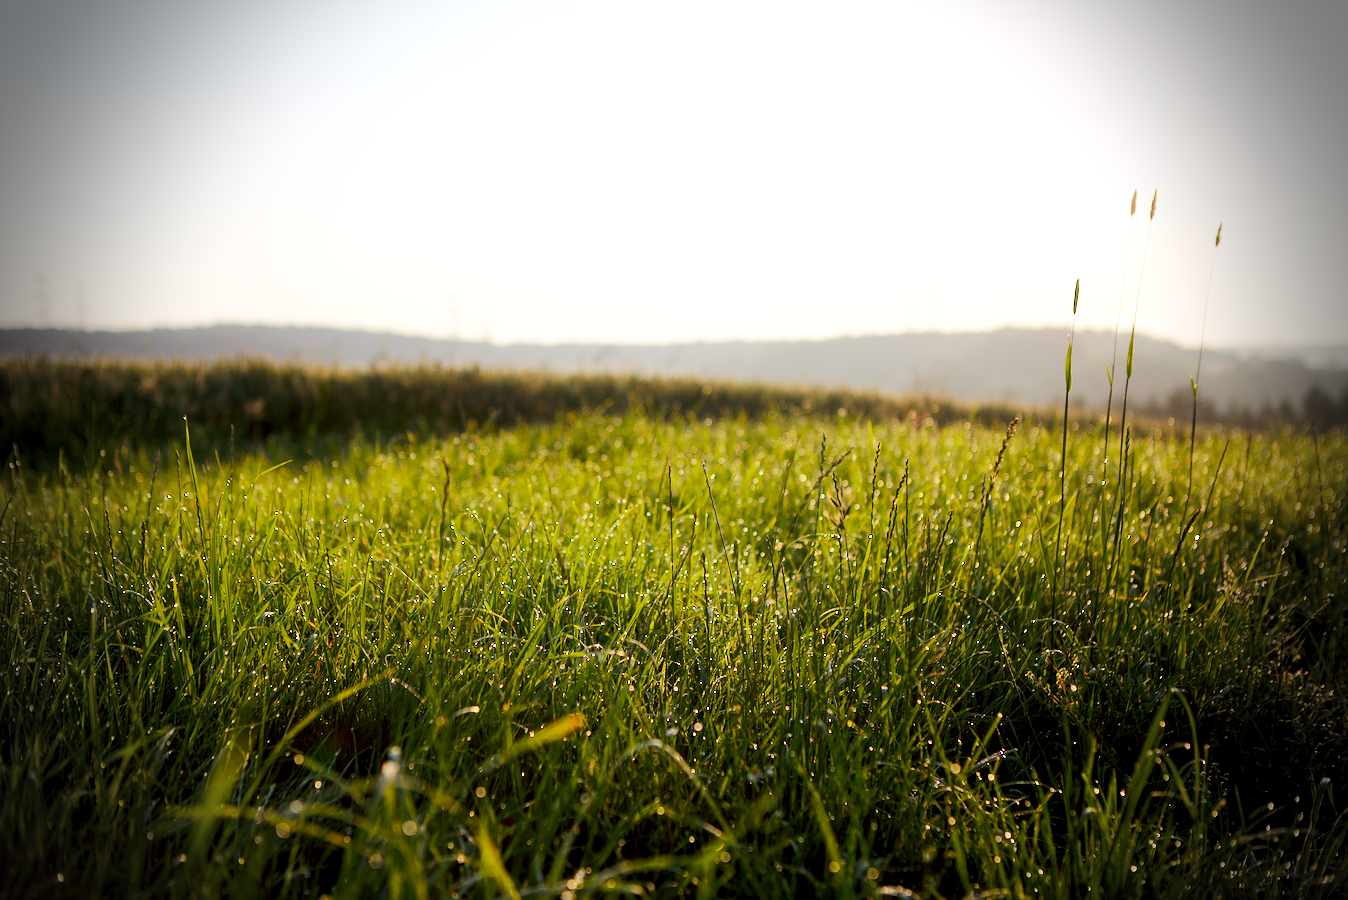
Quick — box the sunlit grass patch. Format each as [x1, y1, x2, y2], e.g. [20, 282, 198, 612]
[2, 410, 1346, 897]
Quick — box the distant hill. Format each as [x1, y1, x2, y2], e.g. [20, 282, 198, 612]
[4, 325, 1346, 416]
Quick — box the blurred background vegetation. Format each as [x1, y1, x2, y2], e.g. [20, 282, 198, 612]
[2, 357, 1033, 468]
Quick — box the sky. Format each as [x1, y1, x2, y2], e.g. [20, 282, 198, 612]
[0, 0, 1344, 348]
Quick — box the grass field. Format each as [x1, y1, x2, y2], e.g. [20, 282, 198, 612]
[3, 361, 1347, 898]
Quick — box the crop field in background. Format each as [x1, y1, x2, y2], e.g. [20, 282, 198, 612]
[3, 360, 1348, 898]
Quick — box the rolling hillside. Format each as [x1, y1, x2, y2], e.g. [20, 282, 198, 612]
[5, 325, 1346, 415]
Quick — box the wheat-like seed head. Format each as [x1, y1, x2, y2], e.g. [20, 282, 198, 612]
[1072, 278, 1079, 315]
[1131, 190, 1138, 216]
[1215, 223, 1222, 247]
[1149, 189, 1158, 221]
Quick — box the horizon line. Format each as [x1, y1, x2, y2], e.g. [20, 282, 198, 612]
[5, 322, 1347, 354]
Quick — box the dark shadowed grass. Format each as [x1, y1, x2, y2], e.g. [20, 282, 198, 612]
[3, 394, 1347, 897]
[0, 357, 1036, 472]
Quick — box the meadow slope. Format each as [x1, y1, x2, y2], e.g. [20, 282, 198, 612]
[3, 367, 1347, 898]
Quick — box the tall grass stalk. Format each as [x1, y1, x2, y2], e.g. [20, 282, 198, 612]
[1054, 279, 1080, 622]
[1101, 190, 1139, 565]
[1167, 224, 1225, 594]
[1109, 189, 1157, 582]
[1180, 224, 1222, 536]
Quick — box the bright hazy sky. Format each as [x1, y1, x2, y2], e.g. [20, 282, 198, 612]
[1, 0, 1345, 347]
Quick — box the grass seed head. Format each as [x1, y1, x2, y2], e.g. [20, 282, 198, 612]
[1131, 189, 1138, 216]
[1215, 223, 1222, 247]
[1150, 189, 1158, 221]
[1072, 278, 1080, 315]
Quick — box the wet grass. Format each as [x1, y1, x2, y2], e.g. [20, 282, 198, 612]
[3, 399, 1347, 897]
